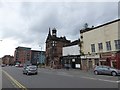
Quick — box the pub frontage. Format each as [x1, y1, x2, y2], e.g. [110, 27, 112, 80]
[100, 51, 120, 69]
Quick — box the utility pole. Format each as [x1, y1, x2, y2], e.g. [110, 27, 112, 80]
[39, 45, 42, 67]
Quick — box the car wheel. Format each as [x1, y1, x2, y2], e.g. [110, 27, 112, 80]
[35, 72, 38, 75]
[27, 72, 29, 75]
[94, 70, 99, 75]
[111, 71, 117, 76]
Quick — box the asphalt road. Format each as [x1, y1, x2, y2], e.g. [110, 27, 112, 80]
[2, 66, 120, 89]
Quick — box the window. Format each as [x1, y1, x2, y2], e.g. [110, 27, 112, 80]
[81, 35, 83, 39]
[114, 40, 120, 50]
[91, 44, 95, 53]
[52, 41, 57, 46]
[106, 41, 111, 51]
[98, 43, 103, 51]
[52, 41, 55, 46]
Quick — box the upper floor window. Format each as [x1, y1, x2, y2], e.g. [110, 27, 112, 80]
[91, 44, 95, 53]
[98, 43, 103, 51]
[114, 39, 120, 50]
[106, 41, 111, 51]
[52, 41, 57, 46]
[52, 41, 55, 46]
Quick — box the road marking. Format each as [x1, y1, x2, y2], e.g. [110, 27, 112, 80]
[2, 70, 27, 90]
[81, 76, 119, 83]
[116, 80, 120, 83]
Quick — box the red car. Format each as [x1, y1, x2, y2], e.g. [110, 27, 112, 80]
[19, 64, 23, 67]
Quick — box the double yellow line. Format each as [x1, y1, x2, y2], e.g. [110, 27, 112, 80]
[2, 70, 27, 90]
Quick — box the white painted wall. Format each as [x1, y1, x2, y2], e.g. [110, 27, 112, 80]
[81, 20, 119, 54]
[63, 45, 80, 56]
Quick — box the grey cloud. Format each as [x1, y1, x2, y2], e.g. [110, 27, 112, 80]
[0, 2, 118, 46]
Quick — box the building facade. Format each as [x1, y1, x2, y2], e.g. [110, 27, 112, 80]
[45, 28, 70, 68]
[31, 50, 45, 65]
[14, 47, 31, 64]
[61, 40, 81, 69]
[2, 55, 14, 65]
[80, 19, 120, 69]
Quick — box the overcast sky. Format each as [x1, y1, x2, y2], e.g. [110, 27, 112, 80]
[0, 0, 119, 57]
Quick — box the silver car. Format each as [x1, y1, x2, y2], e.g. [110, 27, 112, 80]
[94, 65, 120, 76]
[23, 65, 38, 75]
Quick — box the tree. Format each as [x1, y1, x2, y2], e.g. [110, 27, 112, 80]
[84, 23, 88, 29]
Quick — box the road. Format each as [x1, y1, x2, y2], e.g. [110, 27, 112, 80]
[2, 66, 120, 89]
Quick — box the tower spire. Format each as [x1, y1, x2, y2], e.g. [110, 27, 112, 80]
[48, 27, 51, 36]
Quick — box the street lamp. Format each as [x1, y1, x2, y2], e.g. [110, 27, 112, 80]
[39, 45, 42, 66]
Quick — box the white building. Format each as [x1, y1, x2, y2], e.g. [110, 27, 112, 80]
[80, 19, 120, 70]
[61, 40, 81, 69]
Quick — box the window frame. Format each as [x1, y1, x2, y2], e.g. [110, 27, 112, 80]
[106, 41, 111, 51]
[91, 44, 95, 53]
[114, 39, 120, 50]
[98, 42, 103, 51]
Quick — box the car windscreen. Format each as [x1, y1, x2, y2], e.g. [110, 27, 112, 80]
[28, 66, 37, 69]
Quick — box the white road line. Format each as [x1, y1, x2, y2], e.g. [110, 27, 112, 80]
[81, 76, 118, 83]
[116, 80, 120, 83]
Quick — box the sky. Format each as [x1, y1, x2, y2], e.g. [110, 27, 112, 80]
[0, 0, 119, 58]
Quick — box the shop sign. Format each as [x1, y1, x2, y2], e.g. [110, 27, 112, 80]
[100, 52, 116, 58]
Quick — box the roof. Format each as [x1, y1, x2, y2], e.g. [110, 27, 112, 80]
[16, 46, 31, 50]
[31, 50, 45, 53]
[46, 28, 70, 43]
[63, 39, 80, 47]
[80, 19, 120, 33]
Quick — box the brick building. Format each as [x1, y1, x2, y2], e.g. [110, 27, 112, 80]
[2, 55, 14, 65]
[14, 46, 31, 64]
[45, 28, 70, 68]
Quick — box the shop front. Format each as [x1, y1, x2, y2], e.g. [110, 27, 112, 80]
[81, 54, 100, 70]
[100, 51, 120, 69]
[61, 55, 81, 69]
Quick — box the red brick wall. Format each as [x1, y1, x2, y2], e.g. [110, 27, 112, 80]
[116, 52, 120, 69]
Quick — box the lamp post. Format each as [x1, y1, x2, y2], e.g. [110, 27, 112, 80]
[39, 45, 42, 66]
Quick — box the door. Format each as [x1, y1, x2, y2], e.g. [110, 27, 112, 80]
[72, 62, 75, 69]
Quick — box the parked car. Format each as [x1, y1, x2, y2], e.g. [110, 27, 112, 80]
[94, 65, 120, 76]
[1, 64, 6, 67]
[18, 64, 23, 67]
[15, 64, 19, 67]
[23, 65, 38, 75]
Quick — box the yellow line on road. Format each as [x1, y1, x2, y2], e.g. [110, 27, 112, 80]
[2, 70, 27, 90]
